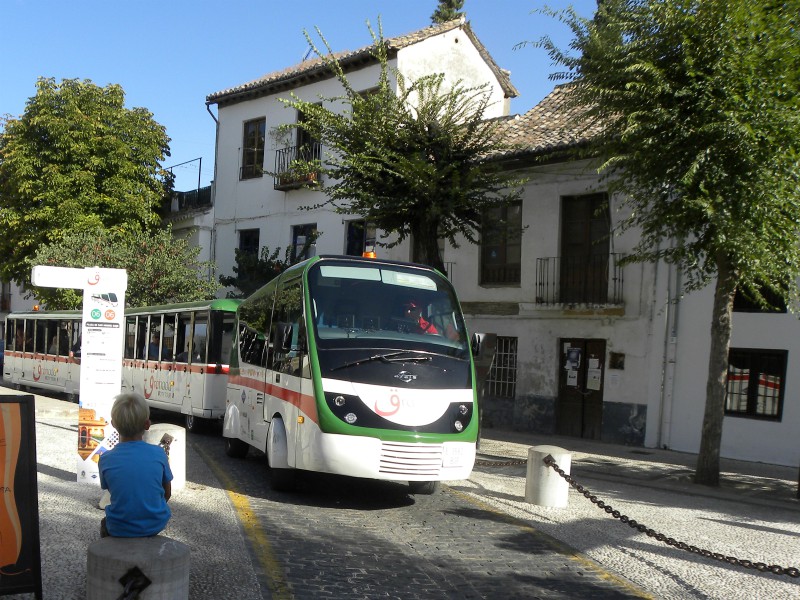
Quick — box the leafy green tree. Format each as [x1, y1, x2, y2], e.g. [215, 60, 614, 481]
[0, 77, 171, 288]
[29, 227, 218, 309]
[534, 0, 800, 484]
[431, 0, 465, 23]
[219, 233, 320, 298]
[219, 246, 294, 299]
[278, 23, 524, 274]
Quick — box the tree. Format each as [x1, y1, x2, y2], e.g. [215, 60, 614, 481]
[431, 0, 465, 23]
[278, 23, 524, 274]
[29, 227, 218, 309]
[534, 0, 800, 484]
[0, 77, 171, 288]
[220, 246, 293, 299]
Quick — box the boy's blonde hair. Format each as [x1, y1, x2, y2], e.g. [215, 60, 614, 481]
[111, 392, 150, 438]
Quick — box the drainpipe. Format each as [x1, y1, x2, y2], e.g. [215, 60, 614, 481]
[657, 252, 681, 449]
[205, 102, 219, 288]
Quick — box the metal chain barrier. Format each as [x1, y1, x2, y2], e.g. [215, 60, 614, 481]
[541, 454, 800, 579]
[475, 458, 527, 467]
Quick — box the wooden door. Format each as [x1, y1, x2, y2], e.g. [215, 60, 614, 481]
[556, 338, 605, 439]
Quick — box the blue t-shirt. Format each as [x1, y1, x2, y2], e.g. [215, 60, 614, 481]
[99, 440, 173, 537]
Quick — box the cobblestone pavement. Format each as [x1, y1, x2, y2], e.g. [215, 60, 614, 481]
[6, 387, 799, 599]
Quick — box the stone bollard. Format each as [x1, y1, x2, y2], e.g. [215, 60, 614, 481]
[144, 423, 186, 491]
[86, 535, 190, 599]
[524, 445, 571, 508]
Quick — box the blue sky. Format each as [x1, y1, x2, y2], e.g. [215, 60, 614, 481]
[3, 0, 596, 191]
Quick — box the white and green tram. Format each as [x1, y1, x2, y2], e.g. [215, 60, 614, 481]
[223, 255, 496, 494]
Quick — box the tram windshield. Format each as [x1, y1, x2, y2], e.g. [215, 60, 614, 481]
[308, 261, 469, 356]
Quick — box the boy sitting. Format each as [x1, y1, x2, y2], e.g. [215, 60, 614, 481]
[99, 393, 173, 537]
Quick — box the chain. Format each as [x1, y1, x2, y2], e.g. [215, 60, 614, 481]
[542, 454, 800, 579]
[475, 458, 527, 467]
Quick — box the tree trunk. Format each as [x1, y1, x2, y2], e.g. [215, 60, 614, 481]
[694, 253, 737, 486]
[411, 218, 445, 274]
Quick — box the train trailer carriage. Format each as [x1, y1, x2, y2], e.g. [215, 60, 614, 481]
[3, 299, 241, 432]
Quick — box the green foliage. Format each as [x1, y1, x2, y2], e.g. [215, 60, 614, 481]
[29, 227, 218, 309]
[278, 21, 525, 273]
[219, 246, 294, 299]
[0, 77, 172, 288]
[219, 233, 319, 298]
[536, 0, 800, 307]
[533, 0, 800, 485]
[431, 0, 465, 24]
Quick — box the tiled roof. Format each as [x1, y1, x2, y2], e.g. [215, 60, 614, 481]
[207, 17, 519, 106]
[492, 83, 604, 159]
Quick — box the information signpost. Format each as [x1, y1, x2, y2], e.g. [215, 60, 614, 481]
[31, 266, 127, 484]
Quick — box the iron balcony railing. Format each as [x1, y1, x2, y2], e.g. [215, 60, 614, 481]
[535, 253, 624, 306]
[173, 186, 212, 211]
[274, 142, 322, 190]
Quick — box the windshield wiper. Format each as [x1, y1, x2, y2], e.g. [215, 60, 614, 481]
[330, 351, 431, 371]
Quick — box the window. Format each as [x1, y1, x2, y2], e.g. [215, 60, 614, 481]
[239, 229, 260, 257]
[725, 348, 787, 420]
[486, 336, 518, 398]
[241, 118, 265, 179]
[292, 224, 317, 262]
[480, 201, 522, 285]
[733, 284, 787, 313]
[560, 193, 610, 304]
[344, 220, 376, 256]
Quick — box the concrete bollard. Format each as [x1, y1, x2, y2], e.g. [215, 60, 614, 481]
[144, 424, 186, 491]
[524, 445, 571, 508]
[86, 535, 190, 599]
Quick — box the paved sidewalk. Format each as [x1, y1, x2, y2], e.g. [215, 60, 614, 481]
[465, 428, 800, 600]
[5, 387, 800, 599]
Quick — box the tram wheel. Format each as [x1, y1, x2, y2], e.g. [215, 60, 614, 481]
[224, 436, 249, 459]
[185, 414, 206, 433]
[408, 481, 440, 495]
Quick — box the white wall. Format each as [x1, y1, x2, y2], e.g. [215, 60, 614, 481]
[668, 284, 800, 467]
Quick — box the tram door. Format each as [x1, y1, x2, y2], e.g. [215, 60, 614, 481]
[556, 339, 605, 439]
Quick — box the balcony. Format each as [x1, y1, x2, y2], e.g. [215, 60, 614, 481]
[274, 143, 321, 191]
[536, 253, 624, 306]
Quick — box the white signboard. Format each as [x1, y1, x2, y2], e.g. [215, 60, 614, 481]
[31, 266, 128, 484]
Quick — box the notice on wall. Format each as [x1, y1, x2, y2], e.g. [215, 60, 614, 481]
[587, 368, 602, 391]
[0, 395, 43, 599]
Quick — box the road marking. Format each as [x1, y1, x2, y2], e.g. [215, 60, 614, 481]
[193, 443, 292, 599]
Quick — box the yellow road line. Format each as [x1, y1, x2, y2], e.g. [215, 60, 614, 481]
[193, 444, 292, 599]
[447, 486, 654, 599]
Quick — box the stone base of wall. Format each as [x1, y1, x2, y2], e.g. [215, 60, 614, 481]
[481, 394, 555, 434]
[482, 395, 646, 446]
[601, 401, 647, 446]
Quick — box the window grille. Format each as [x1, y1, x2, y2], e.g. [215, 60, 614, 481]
[486, 336, 518, 399]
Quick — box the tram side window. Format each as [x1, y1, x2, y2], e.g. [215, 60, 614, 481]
[193, 315, 208, 364]
[144, 316, 163, 361]
[162, 315, 176, 361]
[42, 320, 56, 354]
[239, 282, 277, 368]
[220, 314, 235, 364]
[135, 317, 148, 360]
[125, 316, 137, 359]
[270, 278, 308, 377]
[34, 321, 47, 354]
[208, 311, 236, 364]
[4, 320, 13, 351]
[176, 313, 193, 362]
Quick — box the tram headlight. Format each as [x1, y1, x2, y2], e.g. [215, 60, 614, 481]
[344, 412, 358, 424]
[454, 420, 464, 432]
[458, 404, 468, 415]
[334, 395, 346, 407]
